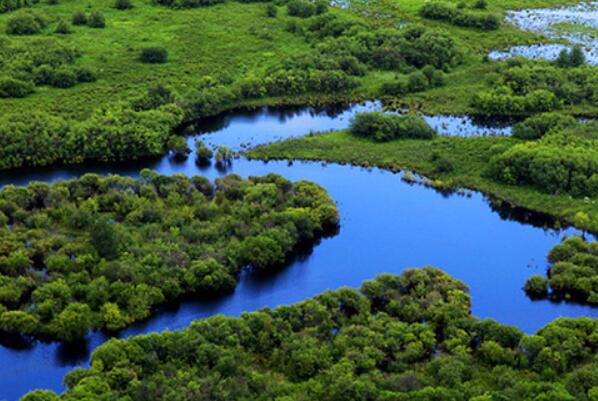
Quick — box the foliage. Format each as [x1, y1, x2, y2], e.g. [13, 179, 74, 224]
[0, 0, 38, 14]
[0, 172, 339, 340]
[472, 60, 597, 116]
[420, 2, 500, 30]
[167, 135, 191, 158]
[5, 11, 46, 35]
[87, 11, 105, 28]
[71, 10, 86, 25]
[512, 112, 577, 140]
[114, 0, 133, 10]
[0, 37, 91, 98]
[525, 236, 598, 304]
[350, 112, 436, 142]
[21, 268, 598, 401]
[556, 45, 586, 68]
[489, 121, 598, 197]
[194, 139, 213, 162]
[139, 46, 168, 64]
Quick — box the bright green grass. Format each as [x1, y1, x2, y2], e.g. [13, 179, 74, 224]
[248, 130, 598, 231]
[0, 0, 585, 120]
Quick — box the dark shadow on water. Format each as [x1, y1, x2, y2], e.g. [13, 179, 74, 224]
[55, 339, 91, 367]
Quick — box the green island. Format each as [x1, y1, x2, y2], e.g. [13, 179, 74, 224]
[0, 172, 338, 341]
[525, 236, 598, 304]
[20, 267, 598, 401]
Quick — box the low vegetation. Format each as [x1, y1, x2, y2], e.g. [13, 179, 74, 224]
[0, 172, 339, 341]
[525, 236, 598, 304]
[20, 267, 598, 401]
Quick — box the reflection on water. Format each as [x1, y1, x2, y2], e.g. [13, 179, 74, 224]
[0, 103, 595, 401]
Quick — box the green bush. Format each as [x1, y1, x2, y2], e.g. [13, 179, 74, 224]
[265, 3, 276, 17]
[87, 11, 105, 28]
[139, 46, 168, 63]
[350, 112, 436, 142]
[512, 112, 577, 140]
[167, 135, 191, 158]
[420, 2, 500, 30]
[5, 12, 46, 35]
[287, 0, 326, 18]
[71, 10, 87, 25]
[525, 236, 598, 304]
[50, 67, 77, 88]
[0, 77, 34, 97]
[54, 18, 70, 34]
[114, 0, 133, 9]
[556, 45, 586, 68]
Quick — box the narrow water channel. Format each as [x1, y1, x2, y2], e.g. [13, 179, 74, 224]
[0, 103, 595, 401]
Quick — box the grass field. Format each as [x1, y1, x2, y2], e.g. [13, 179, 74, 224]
[0, 0, 585, 120]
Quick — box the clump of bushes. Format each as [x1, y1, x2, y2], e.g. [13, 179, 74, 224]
[472, 60, 596, 116]
[287, 0, 327, 18]
[350, 112, 436, 142]
[114, 0, 133, 9]
[420, 2, 500, 30]
[524, 236, 598, 304]
[489, 121, 598, 197]
[71, 10, 87, 25]
[0, 0, 37, 14]
[0, 77, 34, 98]
[512, 112, 577, 140]
[195, 139, 213, 163]
[139, 46, 168, 63]
[87, 11, 105, 28]
[152, 0, 224, 8]
[5, 11, 47, 35]
[54, 18, 70, 34]
[0, 172, 339, 340]
[555, 45, 586, 68]
[167, 135, 191, 159]
[381, 67, 446, 97]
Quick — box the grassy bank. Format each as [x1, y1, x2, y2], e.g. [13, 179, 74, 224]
[248, 130, 598, 232]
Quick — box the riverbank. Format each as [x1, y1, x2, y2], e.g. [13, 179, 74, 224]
[247, 130, 598, 233]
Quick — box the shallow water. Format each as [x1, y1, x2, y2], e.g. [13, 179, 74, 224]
[0, 103, 595, 401]
[490, 1, 598, 64]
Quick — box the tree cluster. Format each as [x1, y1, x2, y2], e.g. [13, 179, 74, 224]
[350, 112, 436, 141]
[20, 267, 598, 401]
[420, 2, 501, 30]
[0, 0, 37, 14]
[525, 236, 598, 304]
[0, 172, 339, 341]
[472, 59, 597, 115]
[489, 121, 598, 197]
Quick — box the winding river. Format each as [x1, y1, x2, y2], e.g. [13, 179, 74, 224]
[0, 102, 596, 401]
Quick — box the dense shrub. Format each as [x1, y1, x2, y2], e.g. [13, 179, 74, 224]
[87, 11, 105, 28]
[287, 0, 327, 17]
[114, 0, 133, 9]
[54, 18, 70, 34]
[139, 46, 168, 63]
[71, 10, 87, 25]
[0, 101, 184, 169]
[489, 122, 598, 197]
[420, 2, 500, 30]
[512, 112, 577, 140]
[50, 67, 77, 88]
[525, 236, 598, 304]
[0, 0, 38, 13]
[265, 3, 276, 17]
[472, 61, 597, 115]
[167, 135, 191, 159]
[556, 45, 586, 68]
[195, 139, 213, 162]
[5, 12, 46, 35]
[350, 112, 436, 142]
[152, 0, 224, 8]
[0, 77, 34, 97]
[18, 267, 598, 401]
[0, 172, 338, 340]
